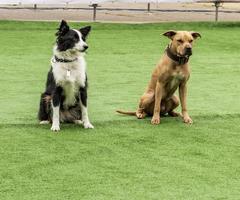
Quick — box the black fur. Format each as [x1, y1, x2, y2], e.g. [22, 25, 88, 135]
[80, 79, 88, 107]
[38, 93, 50, 121]
[79, 26, 91, 41]
[52, 86, 62, 107]
[56, 20, 69, 36]
[56, 29, 80, 52]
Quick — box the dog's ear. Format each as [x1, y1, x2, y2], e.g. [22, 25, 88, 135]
[163, 30, 177, 40]
[56, 20, 69, 36]
[191, 32, 201, 39]
[79, 26, 91, 40]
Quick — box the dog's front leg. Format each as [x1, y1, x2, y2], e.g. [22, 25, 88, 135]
[79, 87, 94, 129]
[179, 82, 193, 124]
[151, 81, 163, 125]
[51, 87, 62, 131]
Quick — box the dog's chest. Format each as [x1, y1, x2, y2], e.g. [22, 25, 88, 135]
[52, 58, 86, 107]
[172, 71, 184, 83]
[167, 71, 185, 90]
[52, 59, 86, 88]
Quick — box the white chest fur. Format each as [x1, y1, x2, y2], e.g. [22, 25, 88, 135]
[51, 56, 86, 106]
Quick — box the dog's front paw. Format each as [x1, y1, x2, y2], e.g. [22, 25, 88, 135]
[83, 122, 94, 129]
[151, 116, 160, 125]
[183, 116, 193, 124]
[51, 124, 60, 132]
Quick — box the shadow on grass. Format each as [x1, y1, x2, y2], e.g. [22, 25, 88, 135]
[0, 112, 239, 130]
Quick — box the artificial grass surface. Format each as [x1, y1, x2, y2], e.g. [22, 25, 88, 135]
[0, 21, 240, 200]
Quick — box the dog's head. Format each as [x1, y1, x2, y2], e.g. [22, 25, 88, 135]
[55, 20, 91, 53]
[163, 30, 201, 57]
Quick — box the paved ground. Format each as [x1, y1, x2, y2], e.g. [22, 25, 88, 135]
[0, 2, 240, 22]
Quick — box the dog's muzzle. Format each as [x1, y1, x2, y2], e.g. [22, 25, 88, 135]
[185, 47, 192, 56]
[79, 45, 88, 53]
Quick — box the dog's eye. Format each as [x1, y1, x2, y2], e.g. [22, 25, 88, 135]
[177, 39, 183, 43]
[189, 40, 193, 43]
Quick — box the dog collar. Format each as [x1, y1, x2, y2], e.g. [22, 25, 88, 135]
[166, 46, 190, 65]
[53, 56, 78, 63]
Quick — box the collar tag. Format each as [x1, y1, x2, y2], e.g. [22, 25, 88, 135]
[67, 69, 71, 77]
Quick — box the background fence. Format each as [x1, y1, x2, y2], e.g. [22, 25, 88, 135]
[0, 0, 239, 22]
[0, 0, 196, 4]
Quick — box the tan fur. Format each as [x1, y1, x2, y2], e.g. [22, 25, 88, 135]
[116, 110, 136, 116]
[43, 95, 52, 103]
[117, 30, 201, 125]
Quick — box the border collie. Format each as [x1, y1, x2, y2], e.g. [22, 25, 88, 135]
[38, 20, 94, 131]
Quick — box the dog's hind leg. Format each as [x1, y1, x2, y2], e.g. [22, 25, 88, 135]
[164, 95, 182, 117]
[38, 93, 51, 124]
[136, 91, 154, 119]
[74, 120, 83, 125]
[60, 107, 82, 124]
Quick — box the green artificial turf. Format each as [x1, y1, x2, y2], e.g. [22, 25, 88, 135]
[0, 21, 240, 200]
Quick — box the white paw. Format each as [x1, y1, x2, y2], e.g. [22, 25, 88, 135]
[83, 122, 94, 129]
[51, 124, 60, 132]
[74, 120, 83, 125]
[39, 120, 50, 125]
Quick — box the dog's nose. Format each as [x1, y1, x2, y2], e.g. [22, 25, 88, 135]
[185, 47, 192, 55]
[83, 45, 88, 50]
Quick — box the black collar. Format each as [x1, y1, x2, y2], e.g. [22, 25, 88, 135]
[54, 56, 77, 63]
[166, 45, 190, 65]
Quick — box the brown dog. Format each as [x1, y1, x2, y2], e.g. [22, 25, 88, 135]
[117, 30, 201, 125]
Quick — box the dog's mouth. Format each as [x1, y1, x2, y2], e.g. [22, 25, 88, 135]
[185, 52, 192, 57]
[184, 49, 192, 57]
[178, 52, 192, 58]
[177, 48, 192, 57]
[78, 49, 88, 53]
[79, 49, 86, 53]
[79, 45, 88, 53]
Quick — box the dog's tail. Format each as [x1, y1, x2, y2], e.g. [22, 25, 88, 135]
[116, 110, 136, 116]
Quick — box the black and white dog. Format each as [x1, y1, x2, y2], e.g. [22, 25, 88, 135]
[38, 20, 94, 131]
